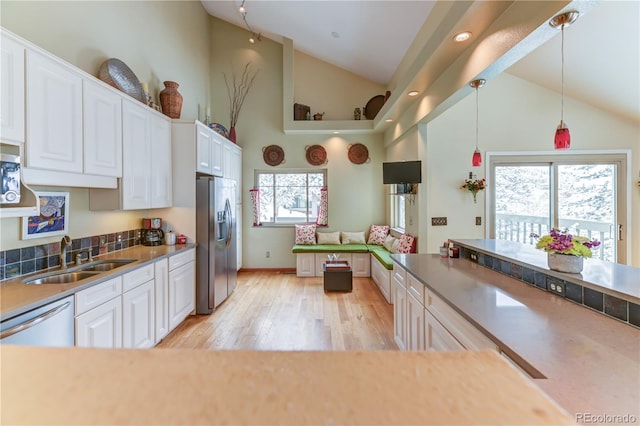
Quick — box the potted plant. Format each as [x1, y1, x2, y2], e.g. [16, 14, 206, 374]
[460, 177, 486, 203]
[530, 228, 601, 273]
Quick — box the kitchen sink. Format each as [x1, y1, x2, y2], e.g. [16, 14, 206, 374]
[77, 259, 137, 272]
[24, 271, 102, 285]
[22, 259, 137, 285]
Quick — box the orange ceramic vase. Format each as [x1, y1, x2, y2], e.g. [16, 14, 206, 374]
[159, 81, 183, 119]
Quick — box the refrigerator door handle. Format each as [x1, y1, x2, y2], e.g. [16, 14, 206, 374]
[225, 199, 233, 249]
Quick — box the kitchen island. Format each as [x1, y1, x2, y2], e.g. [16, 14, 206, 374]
[1, 345, 573, 425]
[391, 250, 640, 423]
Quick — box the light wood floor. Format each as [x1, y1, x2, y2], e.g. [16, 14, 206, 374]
[157, 271, 397, 351]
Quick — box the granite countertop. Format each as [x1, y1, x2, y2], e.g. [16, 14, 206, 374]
[0, 346, 573, 425]
[452, 238, 640, 303]
[0, 244, 196, 321]
[391, 253, 640, 420]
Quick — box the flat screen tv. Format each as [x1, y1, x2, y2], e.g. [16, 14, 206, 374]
[382, 161, 422, 184]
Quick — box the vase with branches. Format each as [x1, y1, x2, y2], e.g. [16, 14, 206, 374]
[224, 62, 258, 143]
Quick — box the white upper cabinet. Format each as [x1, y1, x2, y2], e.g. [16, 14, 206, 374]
[150, 113, 172, 208]
[26, 49, 83, 173]
[122, 99, 151, 210]
[196, 122, 214, 175]
[83, 79, 122, 177]
[1, 31, 25, 145]
[210, 130, 223, 177]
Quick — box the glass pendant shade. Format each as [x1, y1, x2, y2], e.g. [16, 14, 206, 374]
[472, 148, 482, 167]
[554, 120, 571, 150]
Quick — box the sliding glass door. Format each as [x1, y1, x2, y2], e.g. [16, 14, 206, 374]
[490, 154, 627, 263]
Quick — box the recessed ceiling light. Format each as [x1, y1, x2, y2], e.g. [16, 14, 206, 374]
[332, 131, 340, 134]
[453, 31, 472, 42]
[408, 91, 419, 97]
[385, 119, 393, 123]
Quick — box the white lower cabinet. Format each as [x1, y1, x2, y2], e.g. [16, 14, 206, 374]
[76, 295, 122, 348]
[154, 258, 170, 343]
[407, 292, 425, 351]
[122, 280, 155, 349]
[425, 309, 465, 351]
[392, 265, 407, 350]
[168, 248, 195, 331]
[296, 253, 315, 277]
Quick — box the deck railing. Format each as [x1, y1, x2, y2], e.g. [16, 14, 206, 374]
[495, 213, 614, 261]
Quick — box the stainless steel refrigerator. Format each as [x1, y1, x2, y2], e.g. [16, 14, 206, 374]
[196, 176, 237, 314]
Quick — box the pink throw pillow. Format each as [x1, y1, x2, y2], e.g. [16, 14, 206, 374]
[367, 225, 390, 246]
[295, 224, 317, 245]
[396, 234, 416, 254]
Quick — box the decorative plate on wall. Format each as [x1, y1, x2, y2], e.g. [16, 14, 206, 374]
[98, 58, 146, 104]
[348, 143, 370, 164]
[305, 145, 327, 166]
[263, 145, 285, 166]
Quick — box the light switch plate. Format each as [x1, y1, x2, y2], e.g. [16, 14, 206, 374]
[476, 216, 482, 226]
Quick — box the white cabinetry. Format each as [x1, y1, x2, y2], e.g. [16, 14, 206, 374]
[425, 309, 465, 351]
[75, 277, 123, 348]
[1, 31, 25, 145]
[150, 114, 172, 208]
[296, 253, 315, 277]
[122, 280, 155, 349]
[90, 100, 172, 210]
[406, 274, 425, 351]
[122, 264, 155, 349]
[196, 121, 222, 176]
[168, 248, 195, 331]
[154, 258, 170, 343]
[392, 264, 407, 350]
[83, 79, 122, 177]
[26, 49, 83, 173]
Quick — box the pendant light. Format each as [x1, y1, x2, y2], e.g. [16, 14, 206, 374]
[469, 79, 485, 167]
[549, 11, 579, 150]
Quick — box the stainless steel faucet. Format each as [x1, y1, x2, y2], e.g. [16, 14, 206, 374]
[60, 235, 71, 268]
[76, 249, 93, 265]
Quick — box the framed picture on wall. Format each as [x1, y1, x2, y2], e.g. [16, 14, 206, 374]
[22, 191, 70, 240]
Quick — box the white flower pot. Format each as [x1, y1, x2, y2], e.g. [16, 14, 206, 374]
[547, 253, 584, 274]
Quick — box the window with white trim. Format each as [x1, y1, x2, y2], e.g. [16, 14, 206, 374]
[390, 188, 406, 231]
[255, 169, 326, 225]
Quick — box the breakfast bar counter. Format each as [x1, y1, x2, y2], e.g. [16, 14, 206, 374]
[390, 251, 640, 423]
[1, 346, 573, 425]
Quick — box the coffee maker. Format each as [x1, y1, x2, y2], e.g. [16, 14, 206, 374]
[141, 218, 164, 246]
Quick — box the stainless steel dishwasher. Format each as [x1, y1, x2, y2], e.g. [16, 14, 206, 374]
[1, 296, 75, 346]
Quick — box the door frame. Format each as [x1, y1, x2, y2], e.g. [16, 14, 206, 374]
[485, 150, 631, 264]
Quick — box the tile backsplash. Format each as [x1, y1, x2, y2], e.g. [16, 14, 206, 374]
[0, 229, 141, 281]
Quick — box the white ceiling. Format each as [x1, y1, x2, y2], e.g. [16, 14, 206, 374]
[202, 0, 639, 125]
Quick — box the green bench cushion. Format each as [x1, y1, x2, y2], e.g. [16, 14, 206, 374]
[369, 246, 394, 270]
[292, 244, 369, 253]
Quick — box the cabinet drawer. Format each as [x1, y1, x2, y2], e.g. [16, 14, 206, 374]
[425, 289, 498, 351]
[122, 264, 154, 293]
[75, 276, 122, 315]
[169, 248, 195, 270]
[391, 262, 406, 289]
[406, 273, 424, 306]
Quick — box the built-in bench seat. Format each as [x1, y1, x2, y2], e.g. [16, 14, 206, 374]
[292, 243, 394, 304]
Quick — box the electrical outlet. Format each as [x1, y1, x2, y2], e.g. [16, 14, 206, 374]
[476, 216, 482, 226]
[469, 251, 479, 263]
[547, 278, 566, 297]
[432, 217, 447, 226]
[266, 251, 270, 258]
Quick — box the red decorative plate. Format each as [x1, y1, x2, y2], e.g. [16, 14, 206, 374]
[305, 145, 327, 166]
[348, 143, 369, 164]
[263, 145, 285, 166]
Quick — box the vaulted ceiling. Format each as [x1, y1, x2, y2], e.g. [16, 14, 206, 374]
[202, 1, 639, 125]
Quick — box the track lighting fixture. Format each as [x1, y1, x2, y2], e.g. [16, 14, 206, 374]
[238, 1, 262, 44]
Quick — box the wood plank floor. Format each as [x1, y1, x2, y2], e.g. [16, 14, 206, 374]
[156, 271, 397, 351]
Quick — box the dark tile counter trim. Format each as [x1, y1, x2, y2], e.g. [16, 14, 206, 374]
[0, 229, 142, 282]
[455, 244, 640, 330]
